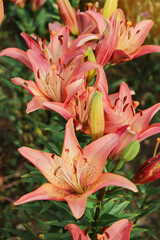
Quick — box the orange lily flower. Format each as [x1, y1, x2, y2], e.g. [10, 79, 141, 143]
[14, 119, 137, 219]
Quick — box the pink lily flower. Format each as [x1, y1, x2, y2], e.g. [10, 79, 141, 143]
[66, 219, 133, 240]
[103, 82, 160, 160]
[132, 153, 160, 185]
[95, 9, 160, 66]
[0, 25, 99, 70]
[0, 0, 4, 24]
[14, 119, 137, 219]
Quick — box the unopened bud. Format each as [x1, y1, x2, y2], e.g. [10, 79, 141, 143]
[83, 47, 96, 83]
[56, 0, 79, 35]
[0, 0, 4, 24]
[89, 91, 104, 140]
[132, 153, 160, 185]
[103, 0, 118, 19]
[121, 140, 140, 162]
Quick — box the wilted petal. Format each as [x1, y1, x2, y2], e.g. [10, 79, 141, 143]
[14, 183, 68, 205]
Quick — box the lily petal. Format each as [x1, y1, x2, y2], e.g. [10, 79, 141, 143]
[26, 96, 48, 113]
[65, 224, 91, 240]
[80, 133, 119, 186]
[132, 45, 160, 59]
[14, 183, 68, 205]
[43, 102, 73, 120]
[138, 123, 160, 142]
[104, 219, 133, 240]
[18, 147, 71, 189]
[61, 119, 81, 162]
[0, 48, 32, 70]
[132, 103, 160, 133]
[89, 172, 138, 193]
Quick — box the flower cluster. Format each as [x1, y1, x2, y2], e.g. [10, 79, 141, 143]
[1, 0, 160, 238]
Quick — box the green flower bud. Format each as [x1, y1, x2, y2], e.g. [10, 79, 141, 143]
[121, 140, 140, 162]
[83, 47, 96, 83]
[103, 0, 118, 19]
[89, 91, 104, 140]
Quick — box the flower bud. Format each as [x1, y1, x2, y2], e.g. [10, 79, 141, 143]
[30, 0, 46, 11]
[83, 47, 96, 83]
[89, 91, 104, 140]
[121, 140, 140, 162]
[0, 0, 4, 24]
[103, 0, 118, 19]
[132, 153, 160, 185]
[56, 0, 78, 35]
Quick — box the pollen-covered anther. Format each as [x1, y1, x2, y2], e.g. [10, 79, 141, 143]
[50, 31, 56, 37]
[123, 103, 129, 112]
[58, 34, 64, 45]
[137, 109, 143, 116]
[114, 97, 120, 107]
[77, 145, 83, 154]
[133, 19, 136, 28]
[42, 37, 46, 49]
[127, 21, 132, 28]
[37, 69, 40, 79]
[123, 95, 127, 104]
[83, 158, 87, 163]
[54, 166, 61, 176]
[128, 31, 131, 39]
[87, 3, 93, 10]
[57, 73, 64, 80]
[51, 64, 57, 71]
[133, 101, 139, 109]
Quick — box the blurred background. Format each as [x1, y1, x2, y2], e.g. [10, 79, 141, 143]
[0, 0, 160, 239]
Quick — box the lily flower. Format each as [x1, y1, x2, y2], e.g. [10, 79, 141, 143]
[14, 119, 137, 219]
[0, 0, 4, 24]
[103, 82, 160, 160]
[56, 0, 79, 35]
[95, 9, 160, 66]
[66, 219, 133, 240]
[132, 153, 160, 185]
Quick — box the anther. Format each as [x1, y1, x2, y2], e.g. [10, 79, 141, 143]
[137, 109, 143, 116]
[123, 95, 127, 104]
[77, 145, 83, 154]
[54, 166, 61, 176]
[123, 103, 129, 112]
[58, 35, 64, 45]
